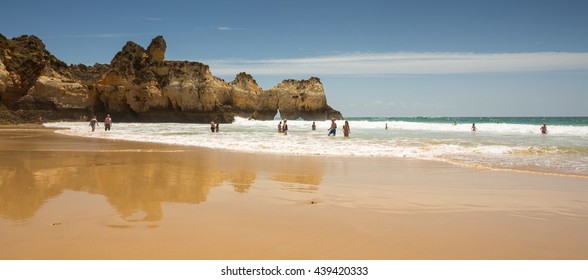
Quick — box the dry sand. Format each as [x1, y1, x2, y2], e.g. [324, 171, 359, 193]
[1, 126, 587, 259]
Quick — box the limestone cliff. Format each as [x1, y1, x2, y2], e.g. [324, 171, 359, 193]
[0, 58, 8, 93]
[0, 34, 98, 121]
[95, 37, 235, 122]
[229, 72, 276, 119]
[0, 34, 342, 123]
[265, 77, 341, 120]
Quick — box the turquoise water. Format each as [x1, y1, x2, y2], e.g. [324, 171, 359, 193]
[46, 116, 588, 177]
[348, 116, 588, 126]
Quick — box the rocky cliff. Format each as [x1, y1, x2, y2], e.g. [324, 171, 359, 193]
[0, 34, 342, 123]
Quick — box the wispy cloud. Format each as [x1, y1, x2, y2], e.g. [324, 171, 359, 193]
[195, 26, 249, 31]
[209, 26, 249, 31]
[144, 17, 164, 21]
[216, 26, 244, 31]
[207, 52, 588, 76]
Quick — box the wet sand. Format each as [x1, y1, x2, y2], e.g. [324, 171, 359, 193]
[1, 126, 587, 259]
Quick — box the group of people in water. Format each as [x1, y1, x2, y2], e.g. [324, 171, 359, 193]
[86, 115, 549, 136]
[277, 120, 288, 135]
[470, 122, 548, 134]
[276, 118, 350, 137]
[327, 118, 351, 137]
[210, 121, 220, 133]
[88, 114, 112, 132]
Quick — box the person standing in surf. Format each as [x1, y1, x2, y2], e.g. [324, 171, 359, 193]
[210, 121, 216, 132]
[278, 121, 283, 133]
[343, 121, 350, 137]
[89, 116, 99, 132]
[104, 114, 112, 131]
[282, 120, 288, 135]
[328, 118, 337, 136]
[540, 124, 548, 134]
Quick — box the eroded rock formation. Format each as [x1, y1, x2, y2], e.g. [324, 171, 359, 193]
[0, 34, 342, 123]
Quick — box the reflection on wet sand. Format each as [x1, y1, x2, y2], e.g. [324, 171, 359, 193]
[0, 151, 237, 222]
[0, 154, 63, 221]
[269, 155, 324, 191]
[0, 129, 327, 224]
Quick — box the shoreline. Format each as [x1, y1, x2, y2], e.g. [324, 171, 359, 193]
[1, 127, 587, 259]
[43, 122, 588, 179]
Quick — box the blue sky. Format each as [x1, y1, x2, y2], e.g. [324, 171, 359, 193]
[2, 0, 588, 117]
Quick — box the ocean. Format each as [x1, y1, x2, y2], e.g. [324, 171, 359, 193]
[44, 116, 588, 177]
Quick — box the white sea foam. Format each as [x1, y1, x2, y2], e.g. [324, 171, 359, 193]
[44, 118, 588, 177]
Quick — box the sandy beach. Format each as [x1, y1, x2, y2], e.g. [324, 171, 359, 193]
[1, 126, 587, 260]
